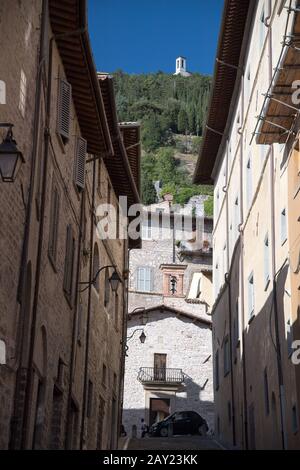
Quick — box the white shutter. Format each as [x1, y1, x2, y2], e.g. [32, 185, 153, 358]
[74, 137, 87, 189]
[57, 79, 72, 140]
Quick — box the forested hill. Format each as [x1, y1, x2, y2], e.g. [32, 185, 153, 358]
[113, 71, 211, 151]
[113, 71, 213, 214]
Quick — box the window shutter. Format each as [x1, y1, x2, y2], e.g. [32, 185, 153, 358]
[63, 225, 75, 299]
[74, 137, 87, 189]
[57, 79, 72, 140]
[48, 186, 60, 264]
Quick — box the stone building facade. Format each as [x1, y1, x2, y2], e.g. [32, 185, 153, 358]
[123, 200, 214, 436]
[194, 0, 300, 450]
[0, 0, 140, 450]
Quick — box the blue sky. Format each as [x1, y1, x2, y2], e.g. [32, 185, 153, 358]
[88, 0, 224, 75]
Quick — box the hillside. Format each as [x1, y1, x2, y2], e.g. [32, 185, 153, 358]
[113, 71, 213, 214]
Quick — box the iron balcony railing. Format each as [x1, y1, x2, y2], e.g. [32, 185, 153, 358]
[138, 367, 185, 384]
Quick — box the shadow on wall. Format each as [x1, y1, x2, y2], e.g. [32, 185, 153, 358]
[122, 376, 214, 438]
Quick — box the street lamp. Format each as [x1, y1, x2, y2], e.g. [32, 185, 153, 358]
[124, 328, 146, 356]
[0, 123, 24, 182]
[79, 264, 121, 293]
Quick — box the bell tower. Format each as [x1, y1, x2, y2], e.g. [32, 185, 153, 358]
[174, 56, 191, 77]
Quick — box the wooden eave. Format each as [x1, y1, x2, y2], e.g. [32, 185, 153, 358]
[49, 0, 113, 156]
[257, 12, 300, 145]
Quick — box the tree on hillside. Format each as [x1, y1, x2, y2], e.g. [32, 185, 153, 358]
[142, 176, 157, 205]
[177, 107, 189, 133]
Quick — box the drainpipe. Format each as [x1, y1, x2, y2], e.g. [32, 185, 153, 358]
[80, 157, 96, 449]
[224, 273, 236, 447]
[65, 188, 85, 448]
[117, 241, 129, 447]
[9, 0, 47, 450]
[239, 70, 249, 450]
[21, 24, 87, 449]
[268, 0, 287, 450]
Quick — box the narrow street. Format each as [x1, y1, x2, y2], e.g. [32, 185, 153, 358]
[128, 436, 224, 450]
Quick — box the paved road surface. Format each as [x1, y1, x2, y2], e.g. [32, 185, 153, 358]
[127, 436, 224, 450]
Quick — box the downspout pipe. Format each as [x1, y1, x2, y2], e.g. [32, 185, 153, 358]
[9, 0, 47, 450]
[21, 24, 88, 449]
[117, 242, 129, 447]
[224, 272, 236, 447]
[268, 0, 287, 450]
[239, 69, 249, 450]
[80, 158, 96, 449]
[65, 188, 85, 448]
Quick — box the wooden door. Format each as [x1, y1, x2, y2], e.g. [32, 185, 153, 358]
[154, 354, 167, 381]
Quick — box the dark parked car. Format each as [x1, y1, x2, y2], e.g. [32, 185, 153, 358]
[149, 411, 208, 437]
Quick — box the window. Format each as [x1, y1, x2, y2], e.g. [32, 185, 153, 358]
[136, 267, 152, 292]
[102, 364, 107, 387]
[259, 5, 266, 50]
[57, 78, 71, 142]
[104, 267, 110, 308]
[292, 405, 298, 434]
[74, 137, 87, 189]
[287, 317, 293, 357]
[215, 189, 220, 217]
[169, 275, 177, 295]
[233, 299, 240, 350]
[19, 69, 27, 117]
[97, 158, 102, 194]
[264, 234, 270, 288]
[224, 336, 230, 376]
[246, 155, 252, 209]
[264, 368, 270, 415]
[87, 380, 93, 418]
[63, 225, 75, 301]
[114, 292, 119, 330]
[281, 208, 287, 244]
[222, 243, 227, 275]
[245, 66, 251, 102]
[236, 113, 240, 145]
[156, 209, 164, 239]
[234, 197, 240, 235]
[48, 181, 60, 267]
[107, 181, 111, 206]
[248, 273, 255, 320]
[215, 350, 219, 390]
[92, 244, 100, 292]
[214, 260, 219, 298]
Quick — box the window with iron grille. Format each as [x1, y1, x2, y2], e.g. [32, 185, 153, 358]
[74, 137, 87, 189]
[63, 225, 75, 302]
[48, 180, 60, 268]
[57, 78, 72, 142]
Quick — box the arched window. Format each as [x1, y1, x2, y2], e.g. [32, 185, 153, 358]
[93, 244, 100, 292]
[104, 267, 110, 307]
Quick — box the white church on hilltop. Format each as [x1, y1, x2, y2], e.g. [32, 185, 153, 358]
[174, 56, 192, 77]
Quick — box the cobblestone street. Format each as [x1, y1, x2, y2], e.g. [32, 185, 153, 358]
[128, 436, 224, 450]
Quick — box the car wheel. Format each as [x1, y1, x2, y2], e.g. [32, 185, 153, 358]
[160, 427, 168, 437]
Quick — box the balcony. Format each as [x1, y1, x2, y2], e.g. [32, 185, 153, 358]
[138, 367, 185, 385]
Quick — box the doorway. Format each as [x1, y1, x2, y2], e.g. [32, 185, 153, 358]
[149, 398, 170, 426]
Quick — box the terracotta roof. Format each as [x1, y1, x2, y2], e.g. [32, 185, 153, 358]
[128, 304, 212, 327]
[119, 123, 141, 196]
[49, 0, 113, 156]
[98, 74, 141, 207]
[193, 0, 252, 184]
